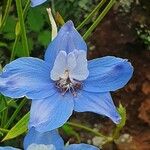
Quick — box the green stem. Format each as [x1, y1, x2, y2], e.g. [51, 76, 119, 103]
[4, 99, 27, 129]
[22, 0, 30, 18]
[83, 0, 116, 40]
[77, 0, 106, 30]
[66, 122, 108, 139]
[10, 0, 30, 61]
[51, 0, 56, 15]
[10, 35, 20, 61]
[15, 0, 29, 57]
[113, 126, 122, 140]
[3, 109, 8, 127]
[1, 97, 8, 127]
[1, 111, 5, 127]
[0, 128, 9, 133]
[0, 0, 12, 32]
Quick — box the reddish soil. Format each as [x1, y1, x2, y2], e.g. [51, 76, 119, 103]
[69, 5, 150, 150]
[89, 7, 150, 150]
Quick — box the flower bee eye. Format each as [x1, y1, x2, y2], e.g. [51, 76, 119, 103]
[51, 50, 88, 96]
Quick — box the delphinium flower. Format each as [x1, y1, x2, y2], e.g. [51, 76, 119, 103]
[0, 128, 100, 150]
[0, 21, 133, 132]
[31, 0, 47, 7]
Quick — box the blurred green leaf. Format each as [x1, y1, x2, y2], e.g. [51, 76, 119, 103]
[0, 96, 6, 113]
[27, 8, 44, 32]
[10, 41, 22, 57]
[0, 99, 17, 113]
[38, 30, 51, 47]
[2, 112, 29, 141]
[28, 38, 33, 52]
[0, 131, 3, 136]
[10, 37, 33, 57]
[78, 0, 89, 10]
[3, 32, 15, 40]
[0, 42, 7, 48]
[2, 16, 16, 33]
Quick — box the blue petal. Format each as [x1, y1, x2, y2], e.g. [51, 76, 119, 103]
[44, 21, 87, 70]
[23, 127, 64, 150]
[29, 93, 74, 132]
[0, 147, 20, 150]
[31, 0, 47, 7]
[64, 143, 100, 150]
[0, 57, 56, 99]
[74, 91, 121, 124]
[84, 56, 133, 92]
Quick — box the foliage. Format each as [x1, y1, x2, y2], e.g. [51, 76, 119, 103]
[54, 0, 99, 23]
[136, 24, 150, 50]
[115, 0, 134, 13]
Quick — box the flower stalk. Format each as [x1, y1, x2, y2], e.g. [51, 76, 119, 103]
[0, 0, 12, 32]
[83, 0, 116, 40]
[10, 0, 30, 61]
[77, 0, 106, 30]
[15, 0, 29, 57]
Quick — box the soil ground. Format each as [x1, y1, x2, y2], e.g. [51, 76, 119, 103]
[68, 3, 150, 150]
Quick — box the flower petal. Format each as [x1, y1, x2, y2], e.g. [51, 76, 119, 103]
[0, 147, 20, 150]
[27, 144, 56, 150]
[67, 52, 76, 71]
[70, 50, 89, 81]
[50, 51, 67, 81]
[31, 0, 47, 7]
[0, 57, 55, 99]
[24, 127, 64, 150]
[74, 91, 121, 124]
[84, 56, 133, 92]
[29, 93, 74, 132]
[44, 21, 87, 70]
[64, 143, 100, 150]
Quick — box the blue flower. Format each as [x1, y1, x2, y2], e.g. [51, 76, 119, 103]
[31, 0, 47, 7]
[24, 127, 100, 150]
[0, 147, 19, 150]
[0, 128, 100, 150]
[0, 21, 133, 132]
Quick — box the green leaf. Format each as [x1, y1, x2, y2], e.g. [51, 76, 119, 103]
[38, 30, 51, 47]
[62, 124, 81, 142]
[0, 95, 6, 113]
[0, 131, 3, 136]
[27, 8, 44, 32]
[0, 42, 7, 48]
[117, 103, 126, 128]
[2, 112, 29, 141]
[2, 16, 16, 33]
[3, 32, 15, 40]
[10, 38, 33, 57]
[28, 38, 33, 52]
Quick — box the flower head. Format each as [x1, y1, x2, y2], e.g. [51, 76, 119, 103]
[0, 21, 133, 132]
[0, 128, 99, 150]
[51, 50, 89, 96]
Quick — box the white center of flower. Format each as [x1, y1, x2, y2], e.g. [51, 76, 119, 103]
[27, 144, 56, 150]
[50, 50, 89, 96]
